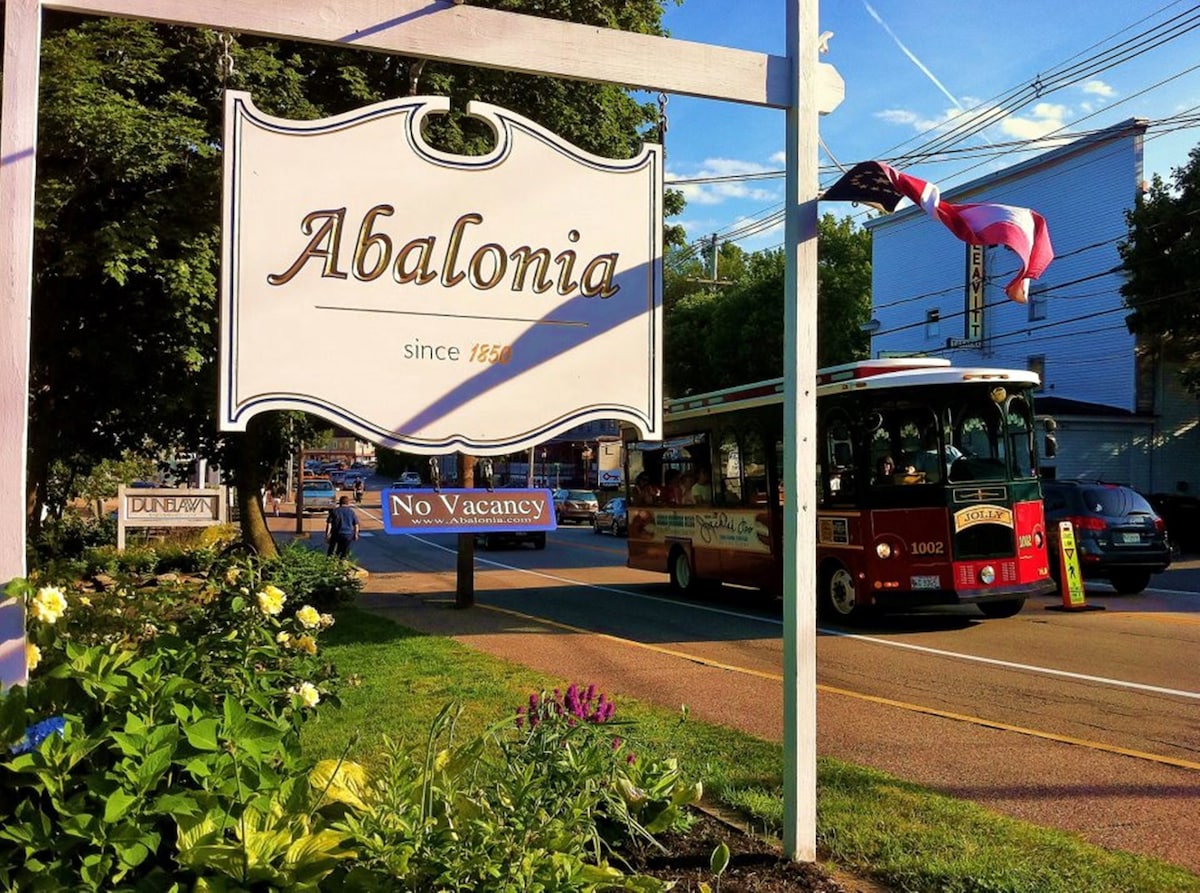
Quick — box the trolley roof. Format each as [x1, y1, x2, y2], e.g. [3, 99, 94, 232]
[664, 360, 1041, 424]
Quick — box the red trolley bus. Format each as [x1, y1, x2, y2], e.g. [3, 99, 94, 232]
[623, 358, 1058, 620]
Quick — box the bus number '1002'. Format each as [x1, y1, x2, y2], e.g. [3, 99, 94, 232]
[912, 541, 946, 556]
[1018, 534, 1033, 549]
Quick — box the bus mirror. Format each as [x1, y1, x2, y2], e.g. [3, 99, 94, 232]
[1044, 433, 1058, 459]
[1043, 417, 1058, 433]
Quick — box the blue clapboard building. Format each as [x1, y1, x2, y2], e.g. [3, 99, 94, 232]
[864, 118, 1199, 498]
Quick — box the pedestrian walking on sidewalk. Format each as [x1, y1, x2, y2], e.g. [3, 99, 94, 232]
[325, 496, 359, 558]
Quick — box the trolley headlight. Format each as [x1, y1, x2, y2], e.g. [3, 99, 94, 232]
[1034, 530, 1044, 549]
[979, 565, 996, 585]
[876, 542, 892, 559]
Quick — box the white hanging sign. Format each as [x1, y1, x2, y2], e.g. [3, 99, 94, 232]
[219, 92, 662, 454]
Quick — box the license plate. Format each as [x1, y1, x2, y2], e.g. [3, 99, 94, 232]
[911, 575, 940, 590]
[1117, 532, 1142, 545]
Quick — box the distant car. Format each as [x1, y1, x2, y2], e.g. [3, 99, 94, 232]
[394, 472, 422, 488]
[552, 488, 599, 525]
[475, 530, 546, 550]
[592, 496, 628, 536]
[1042, 479, 1172, 594]
[301, 478, 339, 513]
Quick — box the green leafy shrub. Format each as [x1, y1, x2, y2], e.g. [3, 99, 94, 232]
[0, 571, 343, 890]
[27, 513, 116, 568]
[323, 685, 700, 891]
[262, 540, 363, 610]
[1, 573, 697, 890]
[150, 542, 210, 574]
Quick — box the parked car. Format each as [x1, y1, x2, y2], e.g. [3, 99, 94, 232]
[1146, 492, 1200, 553]
[552, 488, 599, 524]
[592, 496, 628, 536]
[393, 472, 423, 488]
[300, 478, 339, 514]
[1042, 479, 1172, 594]
[475, 530, 546, 550]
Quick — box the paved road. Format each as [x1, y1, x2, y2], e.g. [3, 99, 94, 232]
[270, 497, 1200, 875]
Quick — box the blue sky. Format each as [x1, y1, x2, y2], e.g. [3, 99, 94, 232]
[655, 0, 1200, 253]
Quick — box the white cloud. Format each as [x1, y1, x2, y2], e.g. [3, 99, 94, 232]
[668, 156, 781, 207]
[1082, 79, 1115, 98]
[877, 99, 1072, 145]
[999, 102, 1069, 140]
[875, 104, 989, 136]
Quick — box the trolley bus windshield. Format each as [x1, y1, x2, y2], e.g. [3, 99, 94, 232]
[622, 359, 1057, 621]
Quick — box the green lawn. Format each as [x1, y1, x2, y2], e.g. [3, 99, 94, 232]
[304, 606, 1200, 893]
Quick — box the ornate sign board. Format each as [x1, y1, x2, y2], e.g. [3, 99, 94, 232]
[219, 92, 663, 455]
[116, 486, 228, 550]
[381, 488, 556, 535]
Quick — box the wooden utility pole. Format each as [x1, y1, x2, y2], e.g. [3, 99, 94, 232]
[455, 455, 476, 608]
[295, 447, 305, 535]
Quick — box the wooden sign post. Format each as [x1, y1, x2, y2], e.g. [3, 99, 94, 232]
[1, 0, 841, 862]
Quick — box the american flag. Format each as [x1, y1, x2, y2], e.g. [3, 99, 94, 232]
[822, 161, 1053, 303]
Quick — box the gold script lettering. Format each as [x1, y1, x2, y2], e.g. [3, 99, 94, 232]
[267, 208, 348, 285]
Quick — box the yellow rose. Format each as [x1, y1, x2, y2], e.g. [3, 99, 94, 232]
[276, 631, 293, 646]
[294, 682, 321, 708]
[30, 586, 68, 625]
[296, 605, 321, 629]
[256, 584, 287, 616]
[224, 567, 242, 585]
[319, 613, 335, 629]
[77, 595, 92, 607]
[293, 634, 317, 655]
[26, 642, 41, 672]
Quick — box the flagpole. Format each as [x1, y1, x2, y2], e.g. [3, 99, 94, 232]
[782, 0, 819, 863]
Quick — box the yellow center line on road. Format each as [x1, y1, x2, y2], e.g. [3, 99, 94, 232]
[477, 601, 1200, 774]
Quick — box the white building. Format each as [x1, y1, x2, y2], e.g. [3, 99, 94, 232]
[864, 118, 1200, 496]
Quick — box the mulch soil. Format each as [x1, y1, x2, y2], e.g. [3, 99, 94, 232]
[621, 809, 874, 893]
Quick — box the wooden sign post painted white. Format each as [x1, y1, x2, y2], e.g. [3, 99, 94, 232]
[220, 93, 662, 453]
[1, 0, 837, 862]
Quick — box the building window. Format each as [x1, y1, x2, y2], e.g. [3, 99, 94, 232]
[925, 308, 940, 339]
[1028, 287, 1048, 321]
[1028, 355, 1045, 392]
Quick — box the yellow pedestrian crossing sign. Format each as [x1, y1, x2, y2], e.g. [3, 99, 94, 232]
[1047, 520, 1104, 612]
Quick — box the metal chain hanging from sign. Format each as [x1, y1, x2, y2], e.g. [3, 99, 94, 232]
[657, 92, 669, 156]
[218, 32, 235, 86]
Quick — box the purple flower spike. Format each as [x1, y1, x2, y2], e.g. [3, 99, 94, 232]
[586, 683, 596, 702]
[611, 736, 623, 750]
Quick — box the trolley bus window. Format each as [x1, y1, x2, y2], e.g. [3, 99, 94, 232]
[950, 398, 1007, 481]
[1004, 395, 1037, 479]
[742, 429, 769, 505]
[823, 409, 858, 503]
[716, 430, 742, 507]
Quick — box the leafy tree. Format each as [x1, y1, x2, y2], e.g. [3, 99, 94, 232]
[663, 213, 872, 395]
[1120, 145, 1200, 394]
[74, 454, 159, 521]
[17, 3, 675, 554]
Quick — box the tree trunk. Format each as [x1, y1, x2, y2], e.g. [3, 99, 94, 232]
[236, 417, 279, 559]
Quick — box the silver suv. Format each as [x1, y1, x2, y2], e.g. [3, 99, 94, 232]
[552, 489, 599, 525]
